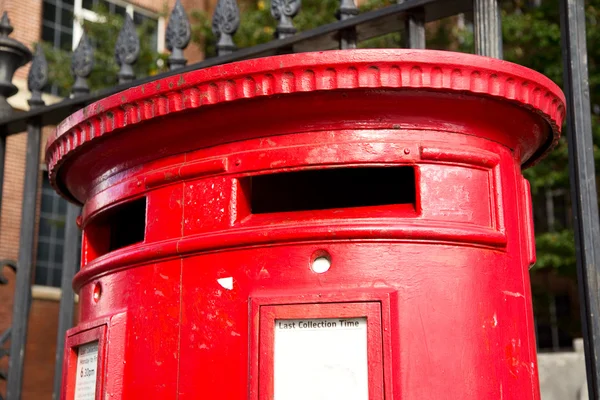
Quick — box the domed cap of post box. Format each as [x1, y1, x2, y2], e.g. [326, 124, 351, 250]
[46, 49, 566, 204]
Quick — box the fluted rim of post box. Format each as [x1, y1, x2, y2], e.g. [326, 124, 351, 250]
[46, 49, 566, 201]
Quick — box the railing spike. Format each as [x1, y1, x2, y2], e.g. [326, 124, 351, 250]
[166, 0, 191, 69]
[115, 14, 140, 84]
[271, 0, 301, 39]
[0, 12, 13, 36]
[27, 44, 47, 109]
[71, 32, 94, 97]
[212, 0, 240, 56]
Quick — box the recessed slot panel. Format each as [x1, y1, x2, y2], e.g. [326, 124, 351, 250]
[249, 166, 416, 214]
[108, 198, 146, 252]
[84, 197, 147, 261]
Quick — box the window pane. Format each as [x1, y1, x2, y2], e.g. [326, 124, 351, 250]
[41, 194, 54, 212]
[147, 18, 158, 31]
[42, 24, 55, 44]
[60, 30, 73, 51]
[61, 8, 73, 28]
[35, 266, 49, 286]
[133, 12, 146, 25]
[62, 0, 75, 7]
[37, 242, 50, 261]
[39, 218, 52, 237]
[134, 12, 158, 50]
[82, 0, 94, 10]
[98, 0, 110, 12]
[42, 2, 57, 23]
[51, 268, 62, 288]
[114, 4, 126, 17]
[58, 198, 67, 214]
[56, 223, 66, 241]
[150, 30, 158, 52]
[42, 175, 53, 190]
[54, 244, 64, 263]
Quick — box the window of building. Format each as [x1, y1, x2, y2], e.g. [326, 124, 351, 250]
[74, 0, 162, 52]
[41, 0, 164, 93]
[35, 172, 81, 288]
[42, 0, 75, 51]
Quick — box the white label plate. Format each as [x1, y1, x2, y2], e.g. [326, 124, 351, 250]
[274, 317, 368, 400]
[74, 341, 99, 400]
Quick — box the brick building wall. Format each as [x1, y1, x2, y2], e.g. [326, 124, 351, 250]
[0, 0, 212, 398]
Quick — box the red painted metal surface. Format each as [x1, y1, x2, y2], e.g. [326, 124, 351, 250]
[48, 49, 565, 399]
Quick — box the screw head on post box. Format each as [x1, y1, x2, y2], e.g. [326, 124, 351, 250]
[47, 50, 565, 400]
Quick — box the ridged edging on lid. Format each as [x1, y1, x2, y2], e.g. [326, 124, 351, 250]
[46, 52, 566, 200]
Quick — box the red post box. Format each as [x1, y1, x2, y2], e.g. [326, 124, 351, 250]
[47, 50, 565, 400]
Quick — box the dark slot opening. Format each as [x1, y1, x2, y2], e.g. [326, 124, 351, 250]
[86, 197, 147, 260]
[250, 166, 416, 214]
[108, 197, 147, 252]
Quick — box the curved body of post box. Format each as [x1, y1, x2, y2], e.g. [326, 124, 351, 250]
[47, 50, 565, 400]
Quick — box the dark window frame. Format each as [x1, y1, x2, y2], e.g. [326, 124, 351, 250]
[34, 171, 81, 288]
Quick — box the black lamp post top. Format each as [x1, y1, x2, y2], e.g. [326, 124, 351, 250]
[0, 12, 31, 67]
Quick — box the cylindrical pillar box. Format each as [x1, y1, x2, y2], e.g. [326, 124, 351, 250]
[47, 50, 565, 400]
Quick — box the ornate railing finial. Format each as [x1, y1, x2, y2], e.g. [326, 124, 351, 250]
[338, 0, 358, 49]
[166, 0, 191, 69]
[271, 0, 301, 39]
[115, 14, 140, 84]
[212, 0, 240, 56]
[0, 12, 31, 118]
[71, 32, 94, 97]
[0, 12, 13, 37]
[27, 44, 47, 108]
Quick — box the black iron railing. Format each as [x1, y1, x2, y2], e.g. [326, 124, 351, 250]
[0, 0, 597, 399]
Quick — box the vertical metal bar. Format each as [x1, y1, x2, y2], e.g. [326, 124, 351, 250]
[473, 0, 503, 58]
[404, 10, 425, 49]
[52, 203, 80, 400]
[6, 119, 41, 399]
[397, 1, 425, 49]
[339, 0, 359, 50]
[51, 35, 88, 400]
[560, 0, 600, 396]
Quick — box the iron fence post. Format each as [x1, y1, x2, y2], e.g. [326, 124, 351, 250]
[50, 35, 91, 399]
[0, 13, 34, 399]
[560, 0, 600, 397]
[474, 0, 502, 58]
[6, 118, 41, 399]
[51, 203, 80, 400]
[398, 0, 425, 49]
